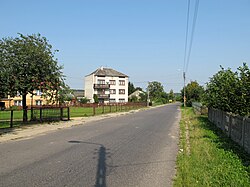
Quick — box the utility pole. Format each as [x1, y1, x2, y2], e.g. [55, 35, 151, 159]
[183, 72, 186, 107]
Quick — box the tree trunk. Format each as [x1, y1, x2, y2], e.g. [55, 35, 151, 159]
[22, 93, 28, 122]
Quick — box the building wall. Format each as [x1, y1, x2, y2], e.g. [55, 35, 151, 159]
[108, 76, 128, 103]
[0, 91, 49, 108]
[84, 74, 128, 103]
[84, 74, 94, 103]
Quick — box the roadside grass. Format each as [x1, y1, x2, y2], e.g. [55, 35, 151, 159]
[0, 105, 145, 129]
[174, 107, 250, 187]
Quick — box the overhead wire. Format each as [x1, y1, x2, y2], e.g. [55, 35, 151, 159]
[185, 0, 200, 73]
[183, 0, 191, 73]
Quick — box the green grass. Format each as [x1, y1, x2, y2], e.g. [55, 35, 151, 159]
[174, 107, 250, 187]
[0, 105, 145, 129]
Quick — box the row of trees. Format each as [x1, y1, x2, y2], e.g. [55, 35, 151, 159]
[128, 81, 177, 104]
[180, 63, 249, 116]
[204, 63, 249, 116]
[0, 33, 67, 121]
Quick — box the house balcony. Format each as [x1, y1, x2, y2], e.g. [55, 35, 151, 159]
[94, 84, 110, 89]
[97, 94, 110, 99]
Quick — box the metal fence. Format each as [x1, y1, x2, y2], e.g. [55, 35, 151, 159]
[208, 108, 250, 154]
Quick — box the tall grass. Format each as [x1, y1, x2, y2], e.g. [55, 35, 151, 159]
[174, 107, 250, 187]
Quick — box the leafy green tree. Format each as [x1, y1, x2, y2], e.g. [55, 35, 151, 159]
[129, 95, 138, 102]
[93, 94, 99, 103]
[147, 81, 169, 104]
[204, 63, 249, 116]
[181, 81, 204, 107]
[128, 82, 136, 95]
[237, 63, 250, 115]
[169, 89, 175, 101]
[139, 92, 147, 102]
[0, 33, 66, 122]
[79, 97, 90, 104]
[148, 81, 164, 100]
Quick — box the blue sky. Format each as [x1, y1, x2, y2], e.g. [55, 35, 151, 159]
[1, 0, 250, 92]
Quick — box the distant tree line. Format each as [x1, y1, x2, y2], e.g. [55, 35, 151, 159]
[129, 81, 177, 105]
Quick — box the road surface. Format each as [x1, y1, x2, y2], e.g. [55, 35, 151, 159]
[0, 103, 180, 187]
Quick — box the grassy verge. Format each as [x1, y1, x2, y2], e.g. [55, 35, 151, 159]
[174, 107, 250, 187]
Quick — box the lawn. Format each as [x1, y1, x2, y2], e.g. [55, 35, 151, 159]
[0, 104, 145, 129]
[174, 107, 250, 187]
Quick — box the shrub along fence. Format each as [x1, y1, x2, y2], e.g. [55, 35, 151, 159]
[192, 102, 208, 115]
[208, 108, 250, 154]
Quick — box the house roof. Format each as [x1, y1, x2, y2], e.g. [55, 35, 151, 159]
[128, 90, 144, 98]
[87, 67, 128, 77]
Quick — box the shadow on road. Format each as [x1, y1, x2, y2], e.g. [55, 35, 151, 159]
[68, 140, 107, 187]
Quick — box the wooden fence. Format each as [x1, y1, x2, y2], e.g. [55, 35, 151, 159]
[0, 102, 147, 128]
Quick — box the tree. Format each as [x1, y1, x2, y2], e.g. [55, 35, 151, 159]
[147, 81, 164, 101]
[181, 81, 204, 107]
[93, 94, 99, 103]
[128, 82, 136, 95]
[204, 63, 250, 116]
[0, 33, 66, 122]
[79, 97, 90, 104]
[169, 89, 175, 101]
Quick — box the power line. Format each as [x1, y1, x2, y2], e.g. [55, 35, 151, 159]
[185, 0, 200, 73]
[183, 0, 191, 72]
[182, 0, 200, 107]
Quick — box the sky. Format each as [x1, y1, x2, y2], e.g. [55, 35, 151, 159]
[1, 0, 250, 92]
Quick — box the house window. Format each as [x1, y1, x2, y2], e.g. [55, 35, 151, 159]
[109, 99, 116, 103]
[119, 98, 125, 103]
[35, 90, 42, 96]
[97, 79, 105, 85]
[119, 89, 125, 95]
[36, 100, 43, 106]
[119, 80, 125, 86]
[14, 100, 22, 106]
[110, 89, 116, 94]
[110, 80, 116, 85]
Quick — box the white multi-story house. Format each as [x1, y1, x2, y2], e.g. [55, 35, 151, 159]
[85, 67, 129, 103]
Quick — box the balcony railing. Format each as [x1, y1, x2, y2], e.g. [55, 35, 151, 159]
[94, 84, 110, 89]
[97, 94, 110, 99]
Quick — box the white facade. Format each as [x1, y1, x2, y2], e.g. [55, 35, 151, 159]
[84, 67, 129, 103]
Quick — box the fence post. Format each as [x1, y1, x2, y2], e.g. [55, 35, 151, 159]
[109, 104, 112, 113]
[67, 107, 70, 120]
[60, 107, 63, 120]
[102, 104, 104, 114]
[10, 110, 13, 128]
[116, 104, 118, 112]
[40, 108, 42, 122]
[31, 107, 33, 121]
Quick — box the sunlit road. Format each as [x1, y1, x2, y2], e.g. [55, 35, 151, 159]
[0, 103, 180, 187]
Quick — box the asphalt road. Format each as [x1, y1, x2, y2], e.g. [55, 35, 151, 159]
[0, 103, 181, 187]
